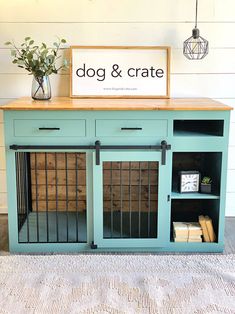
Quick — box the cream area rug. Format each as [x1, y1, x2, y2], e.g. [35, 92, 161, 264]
[0, 254, 235, 314]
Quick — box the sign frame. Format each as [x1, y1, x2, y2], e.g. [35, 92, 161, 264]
[70, 46, 171, 99]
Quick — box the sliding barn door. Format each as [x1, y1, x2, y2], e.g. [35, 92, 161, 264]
[93, 151, 169, 248]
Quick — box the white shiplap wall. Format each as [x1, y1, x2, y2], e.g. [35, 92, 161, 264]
[0, 0, 234, 215]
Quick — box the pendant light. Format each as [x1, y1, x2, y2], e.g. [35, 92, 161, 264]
[183, 0, 208, 60]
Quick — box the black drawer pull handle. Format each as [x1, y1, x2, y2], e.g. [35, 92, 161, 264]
[121, 127, 143, 130]
[38, 127, 60, 130]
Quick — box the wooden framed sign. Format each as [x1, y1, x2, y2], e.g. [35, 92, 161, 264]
[70, 46, 170, 98]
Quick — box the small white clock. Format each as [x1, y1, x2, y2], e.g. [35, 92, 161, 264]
[179, 171, 200, 193]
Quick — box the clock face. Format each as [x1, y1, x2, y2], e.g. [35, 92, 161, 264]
[180, 173, 200, 193]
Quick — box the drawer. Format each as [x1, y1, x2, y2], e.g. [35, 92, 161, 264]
[95, 119, 168, 137]
[14, 119, 86, 137]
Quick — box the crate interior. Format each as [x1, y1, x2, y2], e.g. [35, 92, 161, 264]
[102, 161, 159, 239]
[16, 152, 87, 243]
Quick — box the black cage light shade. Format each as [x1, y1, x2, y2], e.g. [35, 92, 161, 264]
[183, 0, 209, 60]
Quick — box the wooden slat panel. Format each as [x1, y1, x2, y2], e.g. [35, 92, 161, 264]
[0, 23, 234, 49]
[0, 0, 215, 23]
[103, 169, 158, 185]
[31, 185, 86, 201]
[103, 185, 158, 201]
[30, 170, 86, 186]
[103, 200, 157, 212]
[32, 200, 86, 212]
[30, 152, 86, 212]
[30, 153, 86, 170]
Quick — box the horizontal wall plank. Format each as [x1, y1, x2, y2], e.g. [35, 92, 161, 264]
[226, 193, 235, 216]
[0, 0, 215, 23]
[1, 74, 235, 98]
[0, 75, 68, 98]
[0, 193, 7, 214]
[0, 147, 5, 170]
[227, 170, 235, 193]
[0, 170, 6, 193]
[228, 147, 235, 169]
[171, 74, 235, 98]
[229, 123, 235, 146]
[214, 0, 235, 22]
[2, 48, 235, 75]
[0, 22, 235, 49]
[0, 125, 4, 144]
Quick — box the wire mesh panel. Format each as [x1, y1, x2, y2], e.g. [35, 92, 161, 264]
[16, 152, 87, 243]
[103, 161, 159, 239]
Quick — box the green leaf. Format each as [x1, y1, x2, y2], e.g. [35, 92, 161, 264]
[25, 37, 31, 41]
[17, 60, 25, 65]
[5, 41, 11, 45]
[53, 42, 59, 48]
[61, 39, 66, 43]
[27, 52, 33, 60]
[10, 50, 17, 57]
[29, 40, 34, 45]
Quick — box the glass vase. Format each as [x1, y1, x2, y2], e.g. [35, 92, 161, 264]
[31, 75, 51, 100]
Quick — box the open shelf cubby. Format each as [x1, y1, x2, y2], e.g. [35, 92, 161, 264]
[172, 152, 222, 197]
[170, 199, 219, 243]
[173, 120, 224, 137]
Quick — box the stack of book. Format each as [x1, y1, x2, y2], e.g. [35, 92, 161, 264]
[173, 222, 203, 242]
[198, 215, 216, 242]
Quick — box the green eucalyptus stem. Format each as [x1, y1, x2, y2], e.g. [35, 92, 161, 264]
[5, 37, 68, 77]
[33, 76, 46, 98]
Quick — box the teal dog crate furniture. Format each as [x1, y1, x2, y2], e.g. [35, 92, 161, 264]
[2, 97, 232, 253]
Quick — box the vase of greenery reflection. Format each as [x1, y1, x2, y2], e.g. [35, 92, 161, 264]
[5, 36, 68, 101]
[32, 75, 51, 100]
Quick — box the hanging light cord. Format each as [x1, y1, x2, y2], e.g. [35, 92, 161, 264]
[195, 0, 198, 28]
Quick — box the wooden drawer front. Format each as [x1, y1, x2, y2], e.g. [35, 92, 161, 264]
[96, 119, 168, 137]
[14, 119, 86, 137]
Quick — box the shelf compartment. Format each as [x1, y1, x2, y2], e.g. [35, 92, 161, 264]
[173, 120, 224, 137]
[172, 152, 222, 196]
[170, 199, 219, 243]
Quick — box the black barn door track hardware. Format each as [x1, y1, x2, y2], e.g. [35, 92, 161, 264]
[10, 140, 171, 165]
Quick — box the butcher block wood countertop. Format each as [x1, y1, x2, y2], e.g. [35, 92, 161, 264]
[1, 97, 233, 111]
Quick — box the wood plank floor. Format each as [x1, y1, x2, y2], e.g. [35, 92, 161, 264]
[0, 214, 235, 254]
